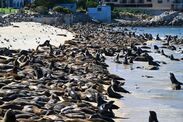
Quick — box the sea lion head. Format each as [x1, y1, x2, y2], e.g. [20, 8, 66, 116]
[170, 72, 174, 77]
[149, 111, 158, 122]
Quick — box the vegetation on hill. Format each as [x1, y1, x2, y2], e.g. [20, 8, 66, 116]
[53, 6, 72, 14]
[112, 7, 151, 20]
[77, 0, 99, 9]
[0, 8, 17, 14]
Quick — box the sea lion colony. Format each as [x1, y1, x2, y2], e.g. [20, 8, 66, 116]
[0, 23, 182, 122]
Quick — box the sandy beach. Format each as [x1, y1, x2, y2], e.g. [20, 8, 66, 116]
[0, 22, 74, 50]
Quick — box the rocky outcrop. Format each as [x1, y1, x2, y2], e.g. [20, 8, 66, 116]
[149, 11, 183, 26]
[116, 11, 183, 27]
[0, 15, 10, 27]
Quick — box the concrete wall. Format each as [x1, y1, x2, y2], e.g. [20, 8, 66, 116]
[32, 14, 74, 25]
[88, 5, 111, 23]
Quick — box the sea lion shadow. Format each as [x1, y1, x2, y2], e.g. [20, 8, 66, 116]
[114, 116, 129, 119]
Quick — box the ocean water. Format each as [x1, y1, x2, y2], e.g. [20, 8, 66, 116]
[106, 28, 183, 122]
[128, 27, 183, 38]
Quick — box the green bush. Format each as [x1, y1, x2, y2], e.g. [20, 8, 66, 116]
[86, 0, 98, 8]
[35, 6, 48, 14]
[77, 0, 99, 9]
[53, 6, 71, 14]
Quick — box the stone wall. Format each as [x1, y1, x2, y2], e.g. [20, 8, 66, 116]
[32, 14, 74, 25]
[1, 13, 91, 26]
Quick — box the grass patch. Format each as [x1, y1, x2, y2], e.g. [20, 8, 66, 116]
[0, 8, 17, 14]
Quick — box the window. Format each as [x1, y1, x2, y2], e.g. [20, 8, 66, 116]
[105, 0, 110, 2]
[138, 0, 144, 3]
[120, 0, 127, 3]
[130, 0, 135, 3]
[112, 0, 118, 2]
[158, 0, 163, 3]
[97, 7, 102, 11]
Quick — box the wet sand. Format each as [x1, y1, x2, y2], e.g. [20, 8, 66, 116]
[0, 22, 74, 49]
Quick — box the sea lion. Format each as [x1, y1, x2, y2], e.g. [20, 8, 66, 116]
[148, 59, 160, 66]
[111, 80, 130, 94]
[166, 35, 171, 46]
[108, 74, 125, 80]
[69, 88, 81, 101]
[171, 84, 181, 90]
[97, 93, 119, 109]
[136, 47, 142, 56]
[161, 50, 169, 58]
[98, 101, 115, 118]
[149, 111, 159, 122]
[90, 113, 115, 122]
[170, 73, 183, 88]
[169, 45, 176, 51]
[114, 54, 122, 64]
[154, 45, 159, 50]
[129, 57, 133, 64]
[36, 40, 53, 56]
[32, 65, 44, 79]
[84, 49, 93, 59]
[123, 56, 129, 65]
[156, 34, 161, 41]
[169, 54, 180, 61]
[3, 109, 16, 122]
[107, 85, 123, 99]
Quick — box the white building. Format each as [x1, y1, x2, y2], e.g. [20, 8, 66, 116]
[100, 0, 183, 10]
[0, 0, 33, 8]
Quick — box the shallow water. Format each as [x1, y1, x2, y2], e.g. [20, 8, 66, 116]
[106, 35, 183, 121]
[128, 27, 183, 38]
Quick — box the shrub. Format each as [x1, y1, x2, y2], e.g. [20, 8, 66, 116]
[86, 0, 98, 8]
[35, 6, 48, 14]
[53, 6, 71, 14]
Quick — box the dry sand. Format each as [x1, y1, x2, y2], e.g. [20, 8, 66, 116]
[0, 22, 74, 50]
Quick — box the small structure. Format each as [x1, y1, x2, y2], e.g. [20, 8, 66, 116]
[87, 5, 111, 23]
[58, 2, 77, 12]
